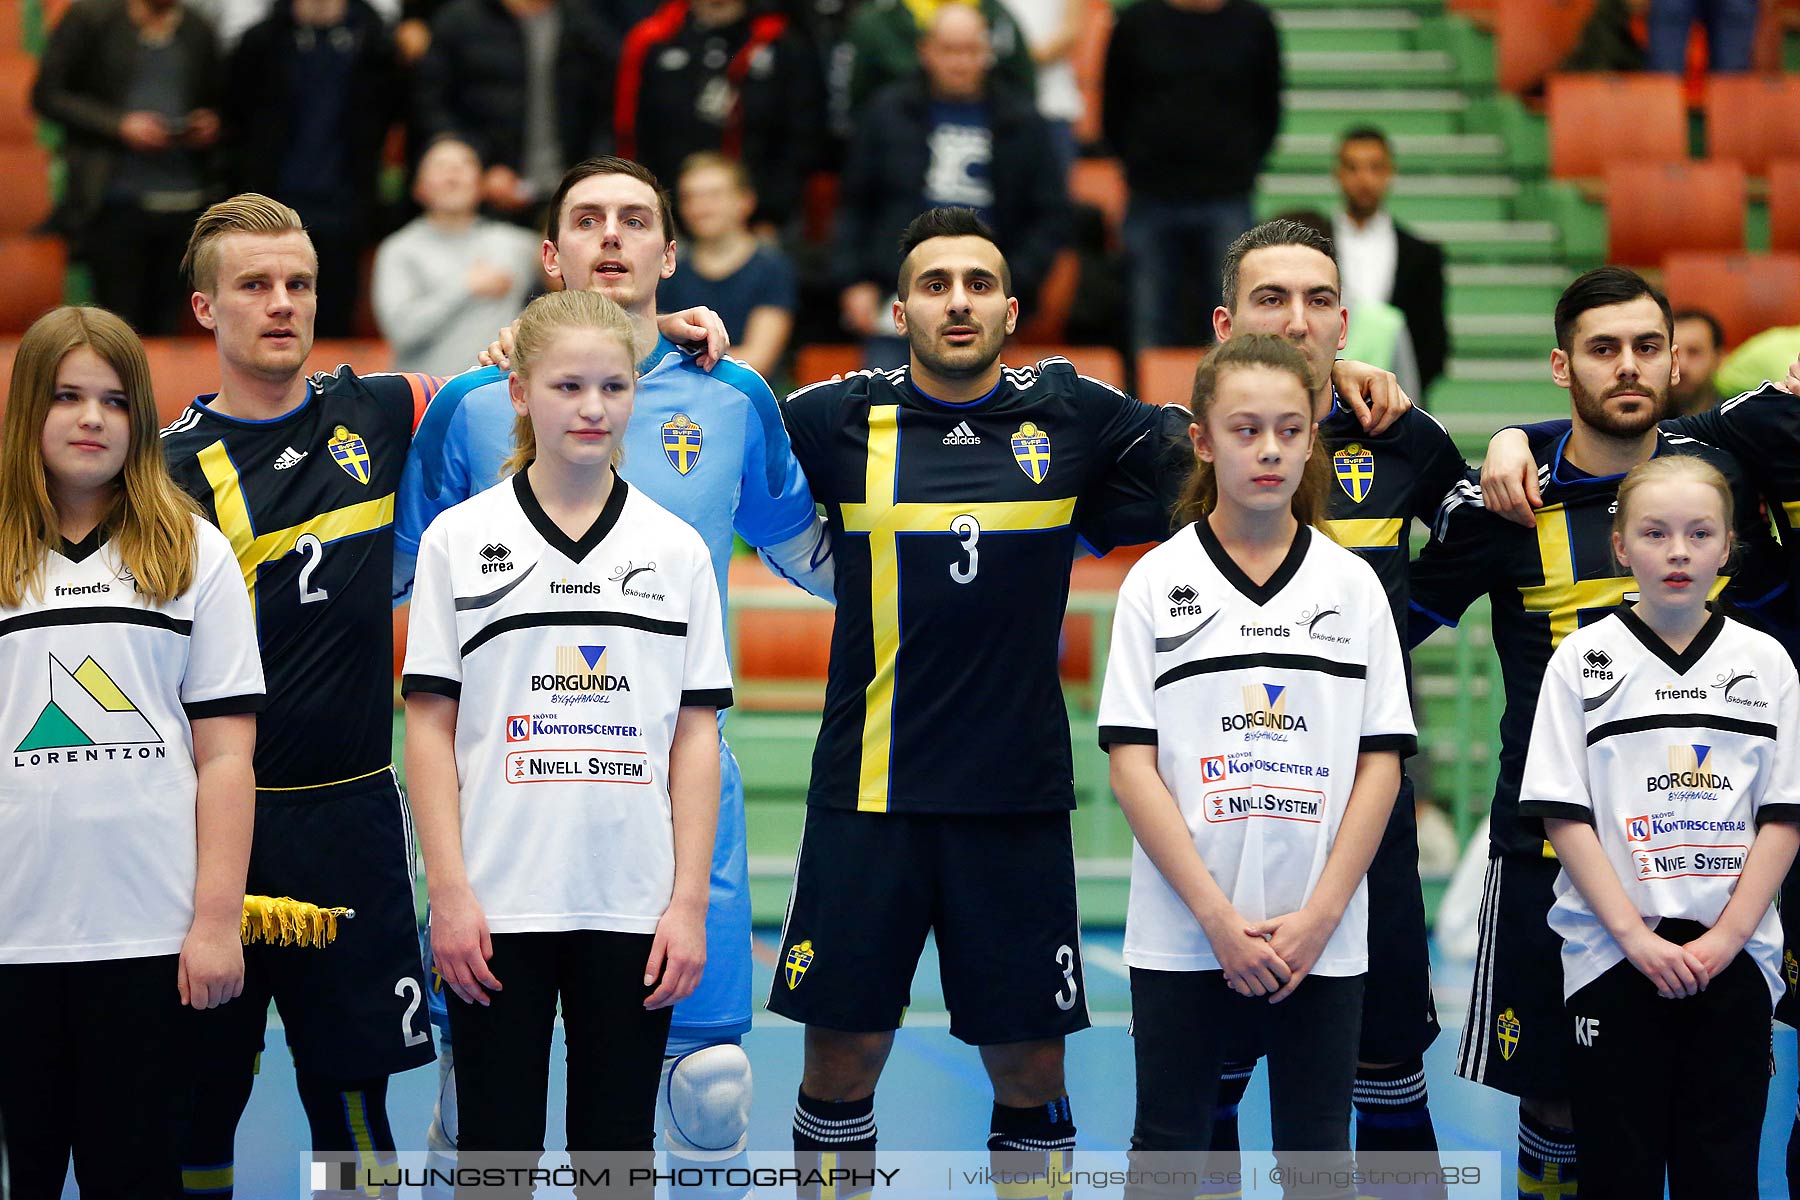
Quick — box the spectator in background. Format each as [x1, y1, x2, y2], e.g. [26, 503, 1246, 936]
[1561, 0, 1649, 71]
[613, 0, 823, 230]
[32, 0, 223, 335]
[663, 153, 797, 378]
[845, 0, 1033, 118]
[1648, 0, 1758, 72]
[373, 136, 543, 375]
[835, 4, 1067, 345]
[1331, 126, 1450, 396]
[1671, 307, 1726, 415]
[1716, 323, 1800, 398]
[188, 0, 399, 50]
[1102, 0, 1278, 349]
[1007, 0, 1084, 178]
[226, 0, 399, 336]
[413, 0, 617, 221]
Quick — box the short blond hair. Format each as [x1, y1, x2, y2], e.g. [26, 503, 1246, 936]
[501, 291, 641, 478]
[182, 194, 311, 292]
[1613, 455, 1735, 540]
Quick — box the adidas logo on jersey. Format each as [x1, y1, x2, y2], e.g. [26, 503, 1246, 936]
[272, 446, 308, 470]
[942, 421, 982, 445]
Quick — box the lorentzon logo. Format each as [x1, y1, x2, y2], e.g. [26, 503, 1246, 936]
[506, 715, 531, 742]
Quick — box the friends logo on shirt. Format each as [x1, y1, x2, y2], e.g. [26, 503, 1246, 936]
[13, 653, 167, 766]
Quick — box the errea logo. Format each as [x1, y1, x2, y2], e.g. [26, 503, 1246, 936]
[480, 543, 513, 574]
[1583, 648, 1614, 680]
[1168, 583, 1203, 617]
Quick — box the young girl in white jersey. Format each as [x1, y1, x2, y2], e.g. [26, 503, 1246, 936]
[403, 290, 730, 1183]
[0, 306, 262, 1197]
[1519, 456, 1800, 1198]
[1097, 335, 1413, 1198]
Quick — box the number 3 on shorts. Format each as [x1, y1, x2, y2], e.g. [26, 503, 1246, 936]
[1054, 944, 1078, 1011]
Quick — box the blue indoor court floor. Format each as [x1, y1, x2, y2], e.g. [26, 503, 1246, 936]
[109, 931, 1798, 1198]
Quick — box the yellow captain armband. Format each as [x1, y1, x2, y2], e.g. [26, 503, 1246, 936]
[240, 895, 356, 948]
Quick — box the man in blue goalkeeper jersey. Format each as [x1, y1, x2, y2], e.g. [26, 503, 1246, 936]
[394, 156, 833, 1194]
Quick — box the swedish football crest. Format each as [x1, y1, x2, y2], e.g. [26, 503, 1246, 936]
[1010, 422, 1051, 484]
[1333, 443, 1373, 504]
[784, 939, 815, 990]
[327, 424, 371, 485]
[662, 413, 703, 475]
[1496, 1007, 1521, 1061]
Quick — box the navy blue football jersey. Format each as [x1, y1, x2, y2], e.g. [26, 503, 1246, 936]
[162, 368, 439, 789]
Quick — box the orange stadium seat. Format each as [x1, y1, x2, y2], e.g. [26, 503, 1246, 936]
[1704, 76, 1800, 175]
[794, 343, 861, 388]
[1605, 160, 1745, 265]
[1136, 347, 1204, 408]
[1497, 0, 1593, 94]
[1007, 343, 1125, 386]
[0, 234, 64, 333]
[1662, 252, 1800, 347]
[0, 55, 36, 142]
[142, 337, 394, 425]
[1069, 157, 1127, 245]
[1014, 249, 1078, 344]
[1548, 74, 1686, 178]
[0, 144, 52, 235]
[1770, 160, 1800, 254]
[0, 0, 23, 52]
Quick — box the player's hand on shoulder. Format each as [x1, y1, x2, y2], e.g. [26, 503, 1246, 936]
[178, 915, 245, 1010]
[1480, 427, 1542, 528]
[1330, 360, 1412, 435]
[1202, 910, 1291, 999]
[643, 894, 707, 1010]
[1784, 353, 1800, 396]
[1619, 923, 1706, 998]
[1247, 905, 1339, 1003]
[431, 888, 503, 1005]
[477, 321, 520, 370]
[658, 307, 728, 370]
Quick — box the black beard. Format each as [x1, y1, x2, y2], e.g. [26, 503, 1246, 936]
[1570, 376, 1665, 438]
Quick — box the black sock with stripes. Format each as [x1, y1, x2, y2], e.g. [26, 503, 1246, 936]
[1516, 1110, 1577, 1200]
[1353, 1058, 1444, 1197]
[793, 1089, 876, 1200]
[296, 1071, 397, 1198]
[1207, 1062, 1254, 1153]
[988, 1097, 1076, 1200]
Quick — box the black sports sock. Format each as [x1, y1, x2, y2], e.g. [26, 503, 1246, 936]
[180, 1053, 256, 1199]
[792, 1089, 875, 1200]
[1353, 1059, 1445, 1198]
[988, 1097, 1076, 1200]
[1516, 1111, 1577, 1200]
[296, 1071, 398, 1198]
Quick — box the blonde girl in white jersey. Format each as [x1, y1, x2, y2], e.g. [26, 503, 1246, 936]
[404, 290, 726, 1185]
[0, 306, 260, 1198]
[1523, 455, 1800, 1197]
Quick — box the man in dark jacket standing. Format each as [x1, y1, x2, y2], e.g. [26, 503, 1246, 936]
[413, 0, 617, 223]
[835, 3, 1067, 340]
[227, 0, 400, 335]
[614, 0, 823, 230]
[32, 0, 223, 334]
[1102, 0, 1280, 349]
